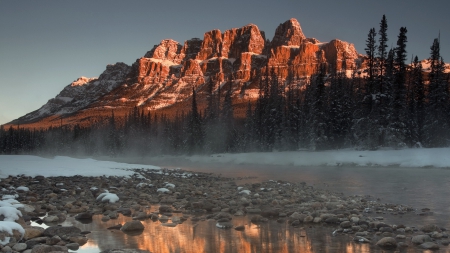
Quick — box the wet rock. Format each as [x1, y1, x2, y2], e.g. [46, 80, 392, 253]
[100, 250, 152, 253]
[1, 246, 12, 252]
[24, 227, 45, 240]
[353, 236, 371, 243]
[69, 236, 88, 245]
[421, 224, 440, 233]
[234, 225, 245, 231]
[161, 223, 177, 227]
[107, 224, 122, 230]
[411, 234, 431, 244]
[216, 222, 233, 229]
[159, 205, 172, 213]
[66, 243, 79, 251]
[74, 212, 93, 220]
[325, 217, 340, 224]
[420, 242, 439, 250]
[46, 235, 61, 245]
[43, 215, 59, 223]
[340, 221, 351, 228]
[30, 245, 68, 253]
[250, 215, 267, 223]
[43, 226, 81, 238]
[12, 243, 27, 252]
[120, 221, 144, 232]
[375, 237, 397, 249]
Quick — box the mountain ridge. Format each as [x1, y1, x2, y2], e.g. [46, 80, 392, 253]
[8, 18, 365, 128]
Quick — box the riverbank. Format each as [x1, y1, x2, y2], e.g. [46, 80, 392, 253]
[1, 166, 449, 252]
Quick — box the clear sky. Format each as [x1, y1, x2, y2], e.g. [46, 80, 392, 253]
[1, 0, 449, 125]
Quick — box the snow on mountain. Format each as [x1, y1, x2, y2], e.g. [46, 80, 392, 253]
[12, 62, 130, 123]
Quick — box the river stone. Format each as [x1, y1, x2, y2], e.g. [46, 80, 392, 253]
[379, 226, 393, 233]
[1, 246, 12, 252]
[340, 221, 351, 228]
[325, 217, 340, 224]
[66, 243, 79, 251]
[43, 226, 81, 238]
[120, 221, 144, 232]
[24, 227, 45, 240]
[234, 225, 245, 231]
[216, 222, 233, 229]
[69, 236, 88, 245]
[43, 215, 59, 223]
[420, 242, 440, 250]
[161, 223, 177, 227]
[12, 243, 27, 252]
[303, 215, 314, 223]
[74, 212, 92, 220]
[46, 235, 61, 245]
[289, 212, 306, 222]
[159, 205, 172, 213]
[100, 250, 153, 253]
[421, 224, 440, 233]
[412, 234, 432, 244]
[376, 237, 397, 248]
[30, 245, 68, 253]
[353, 236, 371, 243]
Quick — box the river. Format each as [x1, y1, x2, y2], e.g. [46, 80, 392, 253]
[64, 156, 450, 252]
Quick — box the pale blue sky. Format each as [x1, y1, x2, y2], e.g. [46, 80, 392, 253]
[1, 0, 449, 125]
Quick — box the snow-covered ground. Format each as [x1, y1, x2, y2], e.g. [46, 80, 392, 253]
[0, 147, 449, 179]
[0, 155, 160, 178]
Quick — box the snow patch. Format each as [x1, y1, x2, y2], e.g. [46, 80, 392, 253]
[96, 193, 119, 203]
[0, 221, 24, 245]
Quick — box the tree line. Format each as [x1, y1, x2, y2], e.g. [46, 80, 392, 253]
[1, 15, 449, 156]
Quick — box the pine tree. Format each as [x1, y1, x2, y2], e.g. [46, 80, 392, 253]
[410, 56, 425, 145]
[377, 15, 389, 87]
[424, 38, 449, 146]
[187, 87, 203, 154]
[386, 27, 409, 148]
[365, 28, 377, 84]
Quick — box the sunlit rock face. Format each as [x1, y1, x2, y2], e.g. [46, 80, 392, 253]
[11, 18, 365, 127]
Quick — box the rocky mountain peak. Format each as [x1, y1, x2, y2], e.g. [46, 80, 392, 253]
[144, 39, 183, 64]
[271, 18, 306, 48]
[70, 76, 96, 87]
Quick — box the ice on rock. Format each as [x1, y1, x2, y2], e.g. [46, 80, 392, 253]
[157, 188, 170, 193]
[16, 186, 29, 192]
[164, 183, 175, 188]
[96, 193, 119, 203]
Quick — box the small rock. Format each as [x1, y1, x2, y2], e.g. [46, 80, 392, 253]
[216, 222, 233, 229]
[340, 221, 351, 228]
[121, 221, 144, 232]
[411, 234, 431, 244]
[376, 237, 397, 248]
[74, 212, 93, 220]
[66, 243, 80, 251]
[12, 243, 28, 252]
[420, 242, 439, 250]
[234, 225, 245, 231]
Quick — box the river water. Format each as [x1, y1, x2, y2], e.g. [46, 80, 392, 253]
[65, 157, 450, 253]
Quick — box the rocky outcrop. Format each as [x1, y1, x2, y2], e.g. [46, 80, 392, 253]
[271, 18, 306, 48]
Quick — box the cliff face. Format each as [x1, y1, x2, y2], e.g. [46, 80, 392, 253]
[11, 18, 365, 127]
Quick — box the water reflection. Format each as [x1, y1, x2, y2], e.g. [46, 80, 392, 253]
[63, 212, 450, 253]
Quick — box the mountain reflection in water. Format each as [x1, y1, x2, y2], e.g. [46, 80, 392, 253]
[69, 214, 354, 253]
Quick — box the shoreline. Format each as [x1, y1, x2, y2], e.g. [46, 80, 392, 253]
[1, 167, 449, 252]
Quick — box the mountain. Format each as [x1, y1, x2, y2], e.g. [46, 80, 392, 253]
[8, 18, 364, 128]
